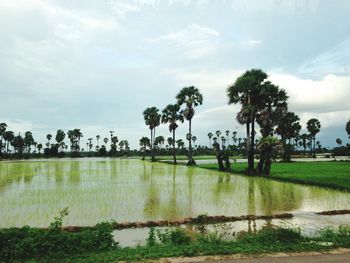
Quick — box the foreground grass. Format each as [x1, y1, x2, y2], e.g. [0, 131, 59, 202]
[7, 226, 350, 263]
[199, 161, 350, 190]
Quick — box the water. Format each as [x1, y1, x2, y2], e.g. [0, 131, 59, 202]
[0, 158, 350, 228]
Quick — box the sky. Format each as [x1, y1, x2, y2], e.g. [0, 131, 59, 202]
[1, 0, 350, 149]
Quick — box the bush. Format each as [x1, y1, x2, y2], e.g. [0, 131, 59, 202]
[237, 227, 302, 244]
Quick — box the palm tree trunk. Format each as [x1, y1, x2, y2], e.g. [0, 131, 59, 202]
[172, 129, 177, 165]
[188, 118, 195, 166]
[245, 121, 251, 174]
[248, 115, 255, 175]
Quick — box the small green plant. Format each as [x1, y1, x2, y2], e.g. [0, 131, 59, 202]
[146, 227, 157, 246]
[49, 207, 69, 229]
[156, 228, 191, 245]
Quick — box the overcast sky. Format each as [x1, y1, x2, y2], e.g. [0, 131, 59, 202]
[1, 0, 350, 149]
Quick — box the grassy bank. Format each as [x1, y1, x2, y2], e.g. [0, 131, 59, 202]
[2, 223, 350, 262]
[199, 161, 350, 190]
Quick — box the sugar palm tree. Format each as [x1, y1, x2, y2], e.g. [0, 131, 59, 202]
[0, 123, 7, 155]
[139, 137, 150, 160]
[3, 130, 14, 154]
[143, 107, 161, 162]
[306, 118, 321, 158]
[228, 69, 269, 175]
[346, 120, 350, 138]
[161, 103, 184, 164]
[225, 130, 230, 145]
[96, 135, 100, 150]
[103, 137, 109, 147]
[176, 86, 203, 166]
[37, 143, 43, 154]
[46, 134, 52, 148]
[207, 132, 213, 148]
[336, 138, 342, 147]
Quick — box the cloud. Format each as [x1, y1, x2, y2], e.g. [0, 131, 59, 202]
[150, 24, 220, 59]
[298, 38, 350, 77]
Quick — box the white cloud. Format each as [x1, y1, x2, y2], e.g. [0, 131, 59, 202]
[150, 24, 220, 59]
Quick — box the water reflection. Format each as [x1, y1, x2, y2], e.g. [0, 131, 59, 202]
[0, 158, 349, 228]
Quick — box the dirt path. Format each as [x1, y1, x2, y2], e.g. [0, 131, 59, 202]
[144, 248, 350, 263]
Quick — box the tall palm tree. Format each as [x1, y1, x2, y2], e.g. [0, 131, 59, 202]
[143, 107, 161, 162]
[207, 132, 213, 148]
[306, 118, 321, 158]
[228, 69, 269, 175]
[336, 138, 342, 147]
[139, 137, 150, 160]
[103, 137, 109, 146]
[3, 130, 14, 154]
[176, 86, 203, 166]
[96, 135, 100, 150]
[37, 143, 43, 154]
[0, 123, 7, 155]
[161, 103, 184, 164]
[46, 134, 52, 148]
[225, 130, 230, 145]
[346, 120, 350, 138]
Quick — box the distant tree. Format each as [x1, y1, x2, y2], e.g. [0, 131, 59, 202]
[103, 137, 109, 147]
[207, 132, 213, 148]
[192, 135, 197, 148]
[306, 118, 321, 158]
[46, 134, 52, 148]
[225, 130, 230, 145]
[110, 136, 118, 154]
[139, 137, 150, 160]
[24, 131, 35, 154]
[96, 135, 100, 150]
[11, 134, 24, 156]
[232, 131, 237, 146]
[176, 139, 185, 150]
[346, 120, 350, 138]
[37, 143, 43, 154]
[0, 123, 7, 155]
[176, 86, 203, 166]
[143, 107, 161, 161]
[336, 138, 342, 147]
[55, 130, 66, 144]
[3, 130, 14, 154]
[154, 136, 165, 149]
[276, 112, 301, 162]
[162, 103, 184, 164]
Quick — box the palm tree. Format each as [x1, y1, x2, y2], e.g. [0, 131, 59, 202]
[3, 130, 14, 154]
[192, 135, 197, 148]
[221, 136, 226, 149]
[176, 139, 185, 150]
[306, 118, 321, 158]
[46, 134, 52, 148]
[176, 86, 203, 166]
[161, 103, 184, 164]
[143, 107, 161, 162]
[207, 132, 213, 148]
[276, 112, 301, 162]
[111, 136, 118, 153]
[232, 131, 237, 146]
[37, 143, 43, 154]
[96, 135, 100, 150]
[24, 131, 34, 154]
[225, 130, 230, 145]
[103, 137, 109, 147]
[55, 130, 66, 153]
[139, 137, 150, 160]
[154, 136, 165, 149]
[346, 120, 350, 138]
[336, 138, 342, 147]
[228, 69, 269, 175]
[0, 123, 7, 155]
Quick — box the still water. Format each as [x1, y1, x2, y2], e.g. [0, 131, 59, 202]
[0, 158, 349, 228]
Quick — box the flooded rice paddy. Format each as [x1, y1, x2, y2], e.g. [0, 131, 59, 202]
[0, 158, 350, 229]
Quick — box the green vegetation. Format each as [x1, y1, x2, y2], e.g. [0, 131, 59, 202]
[199, 161, 350, 190]
[3, 222, 350, 262]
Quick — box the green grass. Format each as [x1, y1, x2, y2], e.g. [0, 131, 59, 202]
[199, 161, 350, 190]
[13, 226, 350, 262]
